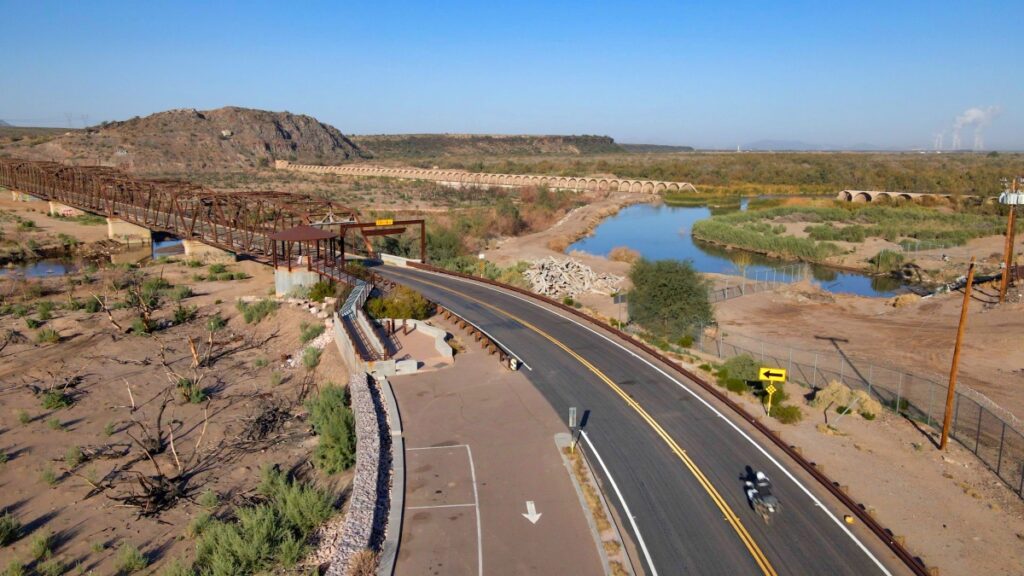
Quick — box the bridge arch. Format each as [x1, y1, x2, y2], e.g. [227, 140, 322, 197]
[853, 192, 872, 203]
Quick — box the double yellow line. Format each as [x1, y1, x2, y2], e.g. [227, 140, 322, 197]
[393, 269, 777, 576]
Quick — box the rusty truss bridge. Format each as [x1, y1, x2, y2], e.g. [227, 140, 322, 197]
[0, 158, 373, 263]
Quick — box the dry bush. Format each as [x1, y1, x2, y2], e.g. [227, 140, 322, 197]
[546, 237, 570, 252]
[347, 549, 379, 576]
[608, 246, 640, 263]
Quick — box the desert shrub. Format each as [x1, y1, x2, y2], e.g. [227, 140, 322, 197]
[561, 296, 575, 306]
[29, 530, 52, 560]
[177, 378, 207, 404]
[184, 259, 203, 268]
[676, 334, 694, 348]
[299, 321, 325, 344]
[365, 286, 431, 320]
[347, 549, 379, 576]
[0, 511, 21, 546]
[17, 411, 30, 425]
[306, 386, 356, 473]
[83, 297, 102, 313]
[193, 467, 332, 575]
[198, 489, 219, 509]
[169, 285, 193, 301]
[719, 354, 759, 382]
[158, 559, 194, 576]
[46, 418, 63, 431]
[40, 466, 58, 486]
[208, 263, 227, 274]
[174, 304, 198, 324]
[36, 559, 63, 576]
[628, 259, 713, 341]
[40, 390, 72, 410]
[236, 299, 279, 324]
[302, 347, 322, 370]
[104, 421, 116, 436]
[2, 560, 23, 576]
[608, 246, 641, 263]
[308, 281, 334, 303]
[131, 317, 151, 335]
[771, 404, 803, 424]
[36, 301, 54, 320]
[270, 371, 284, 386]
[253, 357, 268, 369]
[64, 446, 83, 469]
[860, 410, 877, 420]
[24, 318, 41, 329]
[116, 544, 148, 574]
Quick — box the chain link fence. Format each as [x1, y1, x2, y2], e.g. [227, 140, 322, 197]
[684, 327, 1024, 499]
[708, 263, 807, 303]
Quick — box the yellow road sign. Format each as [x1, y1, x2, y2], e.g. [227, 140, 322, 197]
[758, 367, 786, 382]
[765, 383, 777, 395]
[375, 218, 394, 226]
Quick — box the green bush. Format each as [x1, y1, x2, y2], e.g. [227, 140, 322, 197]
[192, 467, 332, 575]
[302, 347, 322, 370]
[36, 558, 63, 576]
[869, 249, 904, 272]
[628, 259, 713, 341]
[2, 559, 24, 576]
[177, 378, 207, 404]
[24, 318, 41, 329]
[308, 281, 334, 303]
[771, 404, 803, 424]
[29, 530, 52, 561]
[306, 386, 356, 474]
[719, 354, 759, 383]
[131, 317, 151, 335]
[174, 304, 198, 324]
[0, 511, 21, 546]
[36, 301, 54, 321]
[116, 544, 148, 574]
[169, 285, 193, 301]
[365, 286, 431, 320]
[40, 390, 72, 410]
[64, 446, 83, 469]
[158, 559, 194, 576]
[208, 263, 227, 274]
[83, 297, 102, 313]
[236, 299, 279, 324]
[299, 321, 325, 344]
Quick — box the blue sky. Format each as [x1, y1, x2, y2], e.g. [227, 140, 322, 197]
[2, 1, 1022, 149]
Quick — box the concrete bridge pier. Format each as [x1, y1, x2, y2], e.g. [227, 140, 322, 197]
[182, 240, 236, 264]
[48, 201, 85, 218]
[106, 217, 152, 245]
[274, 266, 321, 297]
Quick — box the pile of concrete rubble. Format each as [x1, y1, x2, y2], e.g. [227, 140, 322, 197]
[524, 256, 622, 297]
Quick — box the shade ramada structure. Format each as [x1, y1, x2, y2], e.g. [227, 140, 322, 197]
[269, 225, 340, 271]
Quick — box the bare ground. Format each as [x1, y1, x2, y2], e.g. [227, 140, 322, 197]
[0, 259, 352, 574]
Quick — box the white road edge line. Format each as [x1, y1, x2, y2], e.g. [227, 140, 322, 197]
[413, 267, 894, 576]
[581, 430, 659, 576]
[466, 444, 484, 576]
[407, 503, 477, 510]
[387, 270, 532, 371]
[407, 444, 469, 450]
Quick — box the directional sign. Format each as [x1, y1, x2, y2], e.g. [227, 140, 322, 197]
[758, 367, 786, 382]
[765, 383, 777, 395]
[522, 501, 542, 524]
[375, 218, 394, 226]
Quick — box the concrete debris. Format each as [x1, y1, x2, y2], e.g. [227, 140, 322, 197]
[523, 256, 622, 297]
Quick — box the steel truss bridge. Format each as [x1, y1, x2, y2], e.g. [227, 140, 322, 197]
[0, 158, 368, 263]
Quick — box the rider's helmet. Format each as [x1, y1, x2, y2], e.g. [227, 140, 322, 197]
[756, 471, 768, 482]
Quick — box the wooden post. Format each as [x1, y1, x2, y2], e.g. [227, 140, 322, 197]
[941, 257, 976, 450]
[1000, 194, 1017, 303]
[420, 220, 427, 263]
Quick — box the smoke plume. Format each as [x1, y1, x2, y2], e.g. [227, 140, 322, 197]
[950, 106, 1001, 150]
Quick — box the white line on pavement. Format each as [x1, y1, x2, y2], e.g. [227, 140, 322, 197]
[581, 430, 658, 576]
[407, 503, 477, 510]
[466, 444, 484, 576]
[415, 267, 894, 576]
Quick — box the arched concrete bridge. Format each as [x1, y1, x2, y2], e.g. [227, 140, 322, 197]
[276, 160, 697, 194]
[836, 189, 977, 203]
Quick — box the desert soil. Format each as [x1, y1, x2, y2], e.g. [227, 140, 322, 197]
[0, 258, 352, 574]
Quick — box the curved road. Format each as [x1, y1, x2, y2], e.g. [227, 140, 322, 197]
[381, 265, 904, 576]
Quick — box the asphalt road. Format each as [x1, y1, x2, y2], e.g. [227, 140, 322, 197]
[380, 265, 904, 576]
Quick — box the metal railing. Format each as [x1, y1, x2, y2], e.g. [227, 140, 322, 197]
[707, 263, 806, 303]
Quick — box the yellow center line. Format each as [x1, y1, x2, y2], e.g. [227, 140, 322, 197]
[392, 269, 778, 576]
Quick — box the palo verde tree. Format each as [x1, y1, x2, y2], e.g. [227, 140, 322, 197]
[627, 258, 713, 341]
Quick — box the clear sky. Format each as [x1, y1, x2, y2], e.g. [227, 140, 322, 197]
[2, 1, 1022, 150]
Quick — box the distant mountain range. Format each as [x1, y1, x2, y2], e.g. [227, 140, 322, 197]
[0, 120, 12, 127]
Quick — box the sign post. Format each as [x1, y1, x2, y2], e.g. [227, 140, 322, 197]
[569, 407, 578, 453]
[765, 383, 777, 416]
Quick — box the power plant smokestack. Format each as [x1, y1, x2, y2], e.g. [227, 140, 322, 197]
[951, 106, 1001, 150]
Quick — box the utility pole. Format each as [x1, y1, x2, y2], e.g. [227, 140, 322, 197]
[999, 176, 1022, 303]
[941, 257, 976, 450]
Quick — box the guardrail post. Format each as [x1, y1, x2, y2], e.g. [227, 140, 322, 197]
[974, 404, 983, 454]
[896, 373, 903, 413]
[812, 353, 818, 387]
[867, 365, 874, 397]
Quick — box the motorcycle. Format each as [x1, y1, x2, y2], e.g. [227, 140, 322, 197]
[745, 471, 781, 524]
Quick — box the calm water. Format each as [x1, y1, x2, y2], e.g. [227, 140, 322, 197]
[0, 259, 76, 278]
[568, 202, 904, 297]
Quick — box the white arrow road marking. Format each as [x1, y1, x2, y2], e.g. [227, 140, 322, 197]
[522, 500, 542, 524]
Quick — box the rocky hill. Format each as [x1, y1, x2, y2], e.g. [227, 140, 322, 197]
[350, 134, 624, 158]
[1, 107, 368, 174]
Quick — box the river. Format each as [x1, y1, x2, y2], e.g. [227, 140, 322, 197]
[567, 202, 904, 297]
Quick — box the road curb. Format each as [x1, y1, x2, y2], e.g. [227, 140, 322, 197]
[406, 261, 933, 576]
[374, 374, 405, 576]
